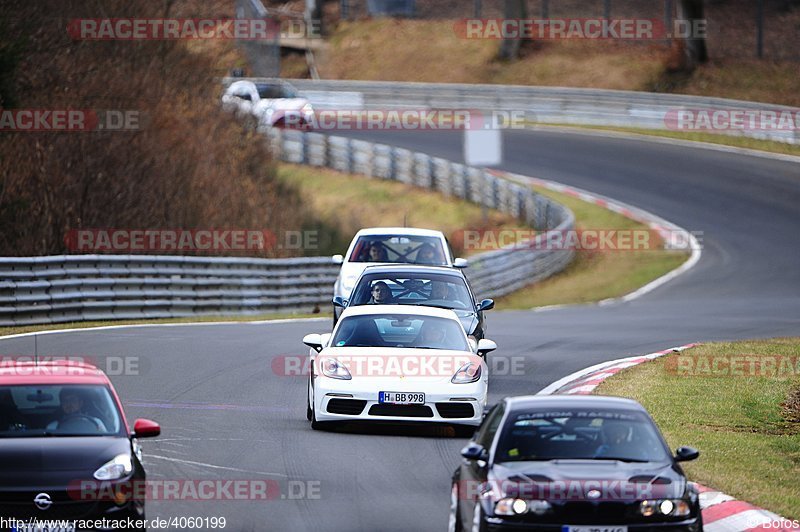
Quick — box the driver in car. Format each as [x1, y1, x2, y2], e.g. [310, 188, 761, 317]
[417, 324, 447, 349]
[47, 388, 107, 432]
[594, 421, 634, 458]
[368, 281, 394, 304]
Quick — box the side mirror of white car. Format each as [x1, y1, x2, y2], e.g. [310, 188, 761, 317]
[453, 258, 468, 268]
[332, 254, 344, 265]
[303, 333, 324, 353]
[476, 339, 497, 356]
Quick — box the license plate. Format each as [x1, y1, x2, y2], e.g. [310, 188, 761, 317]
[563, 527, 627, 532]
[379, 391, 425, 404]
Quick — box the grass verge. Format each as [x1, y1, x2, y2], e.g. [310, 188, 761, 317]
[275, 163, 528, 256]
[494, 186, 689, 309]
[595, 338, 800, 519]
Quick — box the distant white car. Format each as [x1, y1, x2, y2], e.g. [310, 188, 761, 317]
[303, 305, 495, 431]
[222, 79, 314, 129]
[332, 228, 468, 319]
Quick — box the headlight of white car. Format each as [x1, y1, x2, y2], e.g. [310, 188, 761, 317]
[451, 361, 481, 384]
[94, 454, 133, 480]
[320, 358, 352, 380]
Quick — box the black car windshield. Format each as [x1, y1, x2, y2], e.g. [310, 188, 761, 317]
[0, 385, 123, 437]
[331, 314, 469, 351]
[495, 409, 671, 463]
[350, 273, 473, 311]
[349, 235, 448, 265]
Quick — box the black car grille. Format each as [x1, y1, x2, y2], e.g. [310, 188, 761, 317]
[435, 402, 475, 418]
[326, 399, 367, 415]
[368, 404, 434, 417]
[531, 501, 634, 525]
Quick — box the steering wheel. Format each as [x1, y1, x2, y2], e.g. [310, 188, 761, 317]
[57, 414, 101, 432]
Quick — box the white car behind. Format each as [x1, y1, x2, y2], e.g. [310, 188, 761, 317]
[303, 305, 495, 432]
[332, 228, 468, 318]
[222, 79, 314, 129]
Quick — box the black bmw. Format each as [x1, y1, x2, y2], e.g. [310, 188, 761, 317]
[450, 395, 703, 532]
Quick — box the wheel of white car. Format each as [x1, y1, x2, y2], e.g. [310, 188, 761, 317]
[306, 374, 313, 421]
[309, 377, 323, 430]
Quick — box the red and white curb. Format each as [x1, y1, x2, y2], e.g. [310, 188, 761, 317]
[490, 170, 703, 304]
[538, 344, 799, 531]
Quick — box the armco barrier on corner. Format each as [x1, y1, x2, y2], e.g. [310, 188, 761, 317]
[280, 78, 799, 146]
[0, 129, 576, 326]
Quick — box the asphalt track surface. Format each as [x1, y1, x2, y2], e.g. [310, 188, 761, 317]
[2, 129, 799, 531]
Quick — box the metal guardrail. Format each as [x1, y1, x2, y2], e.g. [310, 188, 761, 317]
[265, 127, 576, 301]
[286, 79, 800, 145]
[0, 255, 339, 326]
[0, 128, 576, 326]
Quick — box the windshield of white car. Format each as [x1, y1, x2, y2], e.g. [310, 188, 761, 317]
[331, 314, 469, 351]
[349, 235, 448, 265]
[494, 410, 671, 463]
[256, 83, 298, 99]
[0, 384, 124, 438]
[350, 274, 473, 310]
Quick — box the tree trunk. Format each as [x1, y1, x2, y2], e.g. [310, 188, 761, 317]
[677, 0, 708, 68]
[497, 0, 527, 61]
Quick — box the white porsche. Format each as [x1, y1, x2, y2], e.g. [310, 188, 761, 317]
[303, 305, 495, 431]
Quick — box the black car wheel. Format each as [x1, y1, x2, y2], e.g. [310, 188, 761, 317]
[448, 482, 464, 532]
[470, 502, 488, 532]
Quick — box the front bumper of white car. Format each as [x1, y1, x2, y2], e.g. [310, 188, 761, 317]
[313, 377, 487, 426]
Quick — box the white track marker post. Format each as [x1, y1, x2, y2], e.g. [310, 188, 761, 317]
[464, 125, 502, 223]
[464, 128, 502, 167]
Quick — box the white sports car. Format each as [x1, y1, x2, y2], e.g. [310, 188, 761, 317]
[303, 305, 495, 431]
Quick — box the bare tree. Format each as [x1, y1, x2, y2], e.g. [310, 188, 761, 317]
[497, 0, 527, 61]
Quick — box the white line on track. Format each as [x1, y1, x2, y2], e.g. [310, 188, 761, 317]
[145, 454, 289, 478]
[0, 317, 328, 342]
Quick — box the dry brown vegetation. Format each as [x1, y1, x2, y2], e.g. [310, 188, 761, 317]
[0, 0, 310, 257]
[291, 0, 800, 106]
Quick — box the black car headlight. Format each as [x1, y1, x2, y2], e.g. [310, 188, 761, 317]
[639, 499, 692, 517]
[495, 498, 551, 516]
